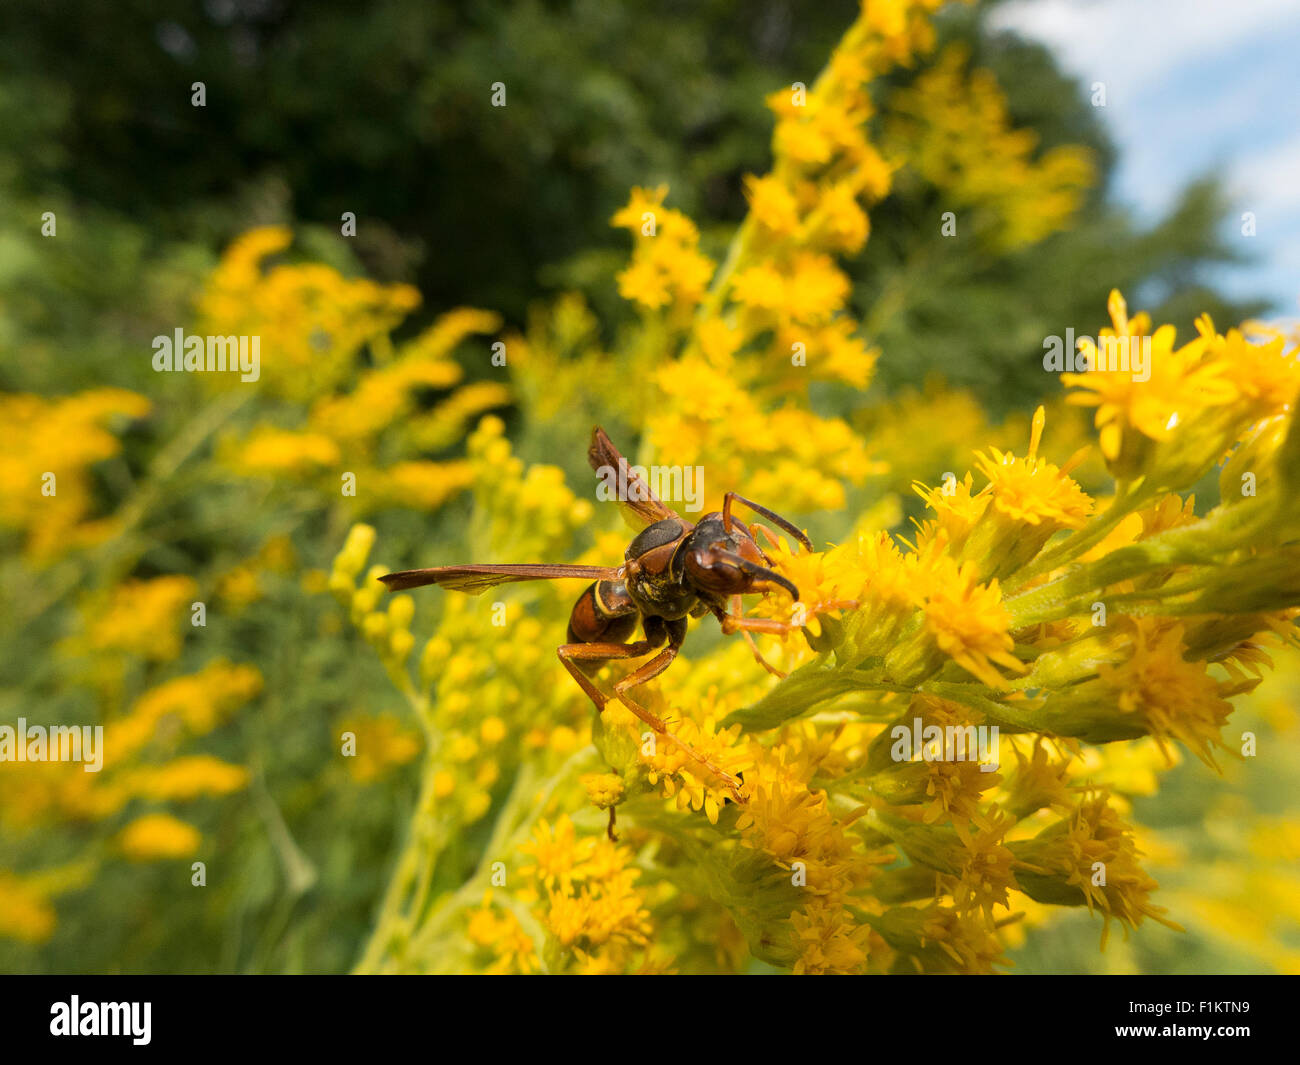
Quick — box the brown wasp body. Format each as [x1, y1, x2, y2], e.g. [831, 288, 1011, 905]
[379, 427, 812, 811]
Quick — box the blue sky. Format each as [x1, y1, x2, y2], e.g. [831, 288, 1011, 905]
[992, 0, 1300, 318]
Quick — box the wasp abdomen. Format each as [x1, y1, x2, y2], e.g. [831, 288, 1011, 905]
[567, 579, 639, 647]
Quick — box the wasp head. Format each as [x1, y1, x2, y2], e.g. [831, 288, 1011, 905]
[682, 515, 799, 602]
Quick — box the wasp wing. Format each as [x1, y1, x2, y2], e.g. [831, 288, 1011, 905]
[588, 425, 677, 528]
[378, 563, 622, 594]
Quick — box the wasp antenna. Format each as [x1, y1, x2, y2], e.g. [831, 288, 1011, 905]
[724, 493, 813, 552]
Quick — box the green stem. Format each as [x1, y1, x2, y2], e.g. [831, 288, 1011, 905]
[352, 755, 442, 974]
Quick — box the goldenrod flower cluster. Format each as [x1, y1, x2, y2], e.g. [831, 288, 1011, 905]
[0, 659, 259, 829]
[2, 168, 536, 959]
[0, 388, 151, 562]
[0, 657, 259, 941]
[209, 228, 507, 515]
[196, 226, 420, 403]
[1, 382, 272, 943]
[5, 221, 517, 950]
[883, 44, 1095, 249]
[337, 712, 422, 785]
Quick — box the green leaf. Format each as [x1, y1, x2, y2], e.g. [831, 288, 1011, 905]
[724, 663, 860, 731]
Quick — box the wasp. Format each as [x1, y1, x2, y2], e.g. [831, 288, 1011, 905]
[379, 427, 813, 815]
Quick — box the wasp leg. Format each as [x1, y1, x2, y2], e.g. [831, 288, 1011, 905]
[721, 598, 861, 649]
[729, 595, 788, 679]
[749, 522, 783, 562]
[558, 637, 665, 837]
[725, 515, 783, 565]
[721, 615, 800, 637]
[558, 629, 744, 804]
[610, 639, 745, 804]
[556, 637, 663, 710]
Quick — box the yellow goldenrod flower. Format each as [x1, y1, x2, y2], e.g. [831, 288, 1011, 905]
[1009, 795, 1181, 949]
[340, 713, 422, 784]
[117, 814, 202, 861]
[120, 757, 249, 802]
[467, 894, 541, 974]
[0, 873, 58, 943]
[64, 576, 198, 665]
[226, 428, 341, 476]
[1097, 620, 1234, 767]
[581, 773, 625, 810]
[0, 388, 151, 562]
[196, 226, 420, 403]
[884, 44, 1094, 249]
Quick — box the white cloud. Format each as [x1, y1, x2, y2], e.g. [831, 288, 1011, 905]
[990, 0, 1300, 92]
[992, 0, 1300, 311]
